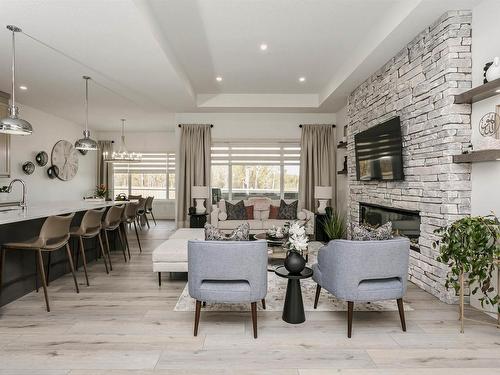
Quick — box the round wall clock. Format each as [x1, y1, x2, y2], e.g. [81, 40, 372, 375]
[51, 140, 79, 181]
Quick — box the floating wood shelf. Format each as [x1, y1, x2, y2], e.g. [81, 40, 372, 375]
[337, 141, 347, 149]
[453, 149, 500, 163]
[454, 77, 500, 104]
[337, 169, 348, 175]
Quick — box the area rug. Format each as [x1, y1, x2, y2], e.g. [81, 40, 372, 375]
[174, 242, 413, 312]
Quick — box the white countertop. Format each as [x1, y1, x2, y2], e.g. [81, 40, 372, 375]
[0, 200, 124, 225]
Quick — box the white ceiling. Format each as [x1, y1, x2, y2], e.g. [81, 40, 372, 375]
[0, 0, 481, 131]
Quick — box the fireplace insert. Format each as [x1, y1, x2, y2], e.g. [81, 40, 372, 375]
[359, 203, 420, 252]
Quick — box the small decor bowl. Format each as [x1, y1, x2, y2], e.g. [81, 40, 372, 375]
[22, 161, 35, 175]
[47, 165, 59, 179]
[35, 151, 48, 166]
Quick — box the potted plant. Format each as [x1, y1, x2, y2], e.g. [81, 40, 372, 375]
[283, 221, 309, 274]
[321, 210, 346, 240]
[95, 184, 108, 200]
[433, 215, 500, 316]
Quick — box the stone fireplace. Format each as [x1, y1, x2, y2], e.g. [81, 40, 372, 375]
[346, 11, 473, 303]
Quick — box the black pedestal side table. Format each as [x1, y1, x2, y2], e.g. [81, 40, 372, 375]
[275, 266, 313, 324]
[189, 213, 208, 228]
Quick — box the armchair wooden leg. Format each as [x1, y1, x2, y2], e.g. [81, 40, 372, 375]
[158, 272, 161, 287]
[314, 284, 321, 309]
[347, 301, 354, 338]
[251, 302, 258, 339]
[397, 298, 406, 332]
[261, 298, 266, 310]
[194, 300, 201, 336]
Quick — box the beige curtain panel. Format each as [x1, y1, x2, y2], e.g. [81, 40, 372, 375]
[299, 124, 336, 212]
[96, 140, 113, 199]
[176, 124, 212, 228]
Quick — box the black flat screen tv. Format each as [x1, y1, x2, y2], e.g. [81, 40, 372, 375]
[354, 116, 404, 181]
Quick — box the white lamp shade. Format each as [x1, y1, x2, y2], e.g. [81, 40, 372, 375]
[191, 185, 209, 199]
[314, 186, 332, 199]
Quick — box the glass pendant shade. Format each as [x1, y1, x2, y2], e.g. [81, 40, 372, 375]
[0, 25, 32, 135]
[104, 119, 141, 163]
[75, 76, 97, 151]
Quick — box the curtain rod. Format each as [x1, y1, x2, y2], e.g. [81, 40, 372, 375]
[178, 124, 214, 128]
[299, 124, 336, 128]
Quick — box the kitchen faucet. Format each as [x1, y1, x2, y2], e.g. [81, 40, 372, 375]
[0, 179, 27, 209]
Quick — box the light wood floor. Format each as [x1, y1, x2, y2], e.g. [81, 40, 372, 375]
[0, 220, 499, 375]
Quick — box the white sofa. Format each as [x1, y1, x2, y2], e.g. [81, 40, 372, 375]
[210, 197, 314, 235]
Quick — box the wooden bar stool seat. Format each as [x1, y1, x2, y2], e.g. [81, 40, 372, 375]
[145, 196, 156, 226]
[70, 208, 109, 286]
[0, 213, 78, 312]
[121, 202, 142, 257]
[102, 205, 127, 266]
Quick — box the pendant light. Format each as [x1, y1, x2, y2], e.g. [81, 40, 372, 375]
[0, 25, 33, 135]
[75, 76, 98, 151]
[104, 119, 142, 163]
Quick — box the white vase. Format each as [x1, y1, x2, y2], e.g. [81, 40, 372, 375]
[486, 57, 500, 82]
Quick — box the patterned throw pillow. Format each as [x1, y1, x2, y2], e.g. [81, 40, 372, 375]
[204, 223, 226, 241]
[351, 222, 393, 241]
[245, 205, 254, 220]
[269, 205, 279, 219]
[277, 200, 298, 220]
[225, 200, 246, 220]
[227, 222, 250, 241]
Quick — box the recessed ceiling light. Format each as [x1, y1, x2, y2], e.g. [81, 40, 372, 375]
[260, 43, 268, 51]
[496, 89, 500, 93]
[299, 77, 306, 83]
[19, 85, 27, 90]
[216, 76, 223, 82]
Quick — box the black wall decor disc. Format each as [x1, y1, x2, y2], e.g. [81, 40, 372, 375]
[35, 151, 48, 166]
[22, 161, 35, 175]
[47, 165, 59, 179]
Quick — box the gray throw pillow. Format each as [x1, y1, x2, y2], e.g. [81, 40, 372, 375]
[204, 223, 226, 241]
[225, 200, 246, 220]
[278, 200, 298, 220]
[351, 221, 393, 241]
[227, 222, 250, 241]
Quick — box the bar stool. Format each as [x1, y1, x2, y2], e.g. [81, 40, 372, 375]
[0, 213, 78, 312]
[102, 205, 127, 265]
[145, 196, 156, 226]
[121, 202, 142, 256]
[136, 197, 149, 229]
[70, 208, 109, 286]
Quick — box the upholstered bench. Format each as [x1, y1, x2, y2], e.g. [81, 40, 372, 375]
[152, 228, 204, 286]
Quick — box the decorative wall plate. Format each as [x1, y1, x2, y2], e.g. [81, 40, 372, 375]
[35, 151, 48, 166]
[479, 112, 500, 137]
[47, 165, 59, 179]
[51, 140, 79, 181]
[22, 161, 35, 175]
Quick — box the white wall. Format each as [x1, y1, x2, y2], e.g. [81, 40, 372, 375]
[0, 104, 96, 204]
[470, 0, 500, 315]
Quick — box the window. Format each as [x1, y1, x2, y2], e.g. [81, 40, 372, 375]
[211, 142, 300, 200]
[112, 153, 175, 200]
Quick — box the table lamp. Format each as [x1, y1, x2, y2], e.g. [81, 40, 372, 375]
[314, 186, 332, 214]
[191, 185, 209, 214]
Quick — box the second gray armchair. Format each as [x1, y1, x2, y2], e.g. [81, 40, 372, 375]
[312, 238, 410, 338]
[188, 240, 268, 338]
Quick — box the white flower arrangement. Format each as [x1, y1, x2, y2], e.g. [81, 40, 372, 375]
[284, 221, 309, 253]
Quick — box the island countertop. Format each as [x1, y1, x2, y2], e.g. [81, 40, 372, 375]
[0, 200, 124, 226]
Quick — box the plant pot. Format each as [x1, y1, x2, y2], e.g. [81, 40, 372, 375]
[284, 250, 306, 274]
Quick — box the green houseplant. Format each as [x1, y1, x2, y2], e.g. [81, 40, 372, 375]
[321, 210, 346, 240]
[433, 215, 500, 313]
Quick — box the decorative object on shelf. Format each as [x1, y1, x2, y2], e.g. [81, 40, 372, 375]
[483, 61, 493, 84]
[479, 112, 500, 137]
[21, 161, 35, 175]
[95, 184, 107, 198]
[103, 119, 142, 162]
[314, 186, 331, 214]
[485, 57, 500, 83]
[283, 221, 309, 274]
[433, 215, 500, 333]
[51, 140, 79, 181]
[191, 185, 209, 214]
[46, 165, 59, 179]
[75, 76, 98, 151]
[0, 26, 32, 135]
[35, 151, 48, 166]
[321, 210, 346, 241]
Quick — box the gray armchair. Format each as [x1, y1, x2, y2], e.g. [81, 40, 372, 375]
[188, 240, 268, 338]
[312, 238, 410, 337]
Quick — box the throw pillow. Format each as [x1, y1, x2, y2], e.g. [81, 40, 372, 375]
[269, 205, 279, 219]
[245, 205, 254, 220]
[225, 200, 246, 220]
[277, 200, 298, 220]
[351, 221, 393, 241]
[204, 223, 226, 241]
[227, 222, 250, 241]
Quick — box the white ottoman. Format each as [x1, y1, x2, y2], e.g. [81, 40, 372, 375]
[153, 228, 204, 286]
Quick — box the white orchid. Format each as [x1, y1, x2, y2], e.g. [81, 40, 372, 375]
[284, 220, 309, 253]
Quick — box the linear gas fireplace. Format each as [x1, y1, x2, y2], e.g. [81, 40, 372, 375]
[359, 203, 421, 252]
